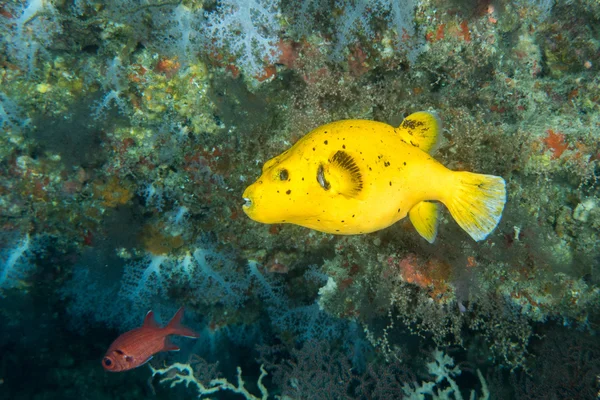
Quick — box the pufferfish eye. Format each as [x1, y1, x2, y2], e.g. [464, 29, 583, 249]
[279, 169, 289, 181]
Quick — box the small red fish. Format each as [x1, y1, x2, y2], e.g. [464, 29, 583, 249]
[102, 307, 199, 372]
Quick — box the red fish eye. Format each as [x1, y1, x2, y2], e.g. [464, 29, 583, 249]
[103, 357, 112, 367]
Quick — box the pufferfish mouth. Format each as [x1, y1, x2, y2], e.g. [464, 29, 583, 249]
[243, 197, 252, 209]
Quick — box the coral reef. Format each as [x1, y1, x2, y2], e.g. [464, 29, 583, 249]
[0, 0, 599, 398]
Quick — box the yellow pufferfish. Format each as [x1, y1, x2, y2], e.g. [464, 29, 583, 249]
[242, 112, 506, 243]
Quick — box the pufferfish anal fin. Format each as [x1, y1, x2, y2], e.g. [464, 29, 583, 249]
[395, 111, 442, 154]
[320, 150, 363, 198]
[408, 201, 440, 243]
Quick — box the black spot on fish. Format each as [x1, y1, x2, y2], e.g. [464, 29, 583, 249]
[342, 145, 346, 149]
[302, 177, 304, 181]
[352, 214, 355, 217]
[313, 147, 316, 151]
[324, 140, 328, 145]
[286, 189, 291, 195]
[403, 162, 407, 166]
[402, 119, 424, 130]
[389, 181, 392, 186]
[397, 208, 401, 213]
[279, 169, 288, 181]
[384, 161, 390, 167]
[410, 140, 419, 147]
[341, 220, 344, 223]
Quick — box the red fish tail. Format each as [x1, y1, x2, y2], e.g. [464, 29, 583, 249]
[166, 307, 200, 338]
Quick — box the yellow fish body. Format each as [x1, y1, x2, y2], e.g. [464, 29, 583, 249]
[242, 112, 506, 242]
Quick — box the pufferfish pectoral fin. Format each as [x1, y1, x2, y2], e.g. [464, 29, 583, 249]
[321, 150, 364, 198]
[396, 111, 442, 154]
[408, 201, 440, 243]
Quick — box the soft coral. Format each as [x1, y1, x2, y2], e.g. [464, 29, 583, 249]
[0, 235, 34, 295]
[205, 0, 281, 77]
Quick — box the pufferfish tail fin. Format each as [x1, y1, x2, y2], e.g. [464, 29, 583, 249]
[396, 111, 442, 154]
[445, 171, 506, 241]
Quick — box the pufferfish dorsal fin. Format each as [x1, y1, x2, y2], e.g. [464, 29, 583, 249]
[395, 111, 442, 154]
[318, 150, 363, 198]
